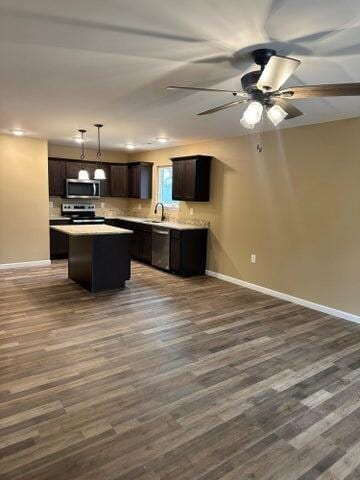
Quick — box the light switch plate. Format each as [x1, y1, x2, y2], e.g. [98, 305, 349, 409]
[138, 203, 142, 210]
[251, 254, 256, 264]
[49, 201, 53, 208]
[100, 202, 105, 208]
[190, 208, 194, 216]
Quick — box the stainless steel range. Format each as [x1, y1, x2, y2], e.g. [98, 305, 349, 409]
[61, 203, 105, 224]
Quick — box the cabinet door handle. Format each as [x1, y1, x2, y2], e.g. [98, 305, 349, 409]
[153, 229, 169, 235]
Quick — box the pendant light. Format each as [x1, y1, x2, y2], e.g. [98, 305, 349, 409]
[78, 129, 89, 180]
[94, 124, 106, 180]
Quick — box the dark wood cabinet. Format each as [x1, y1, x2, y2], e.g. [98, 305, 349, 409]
[171, 155, 212, 202]
[50, 219, 71, 259]
[65, 160, 80, 179]
[105, 219, 207, 275]
[48, 158, 152, 199]
[110, 164, 128, 197]
[48, 158, 66, 196]
[112, 219, 152, 263]
[128, 162, 153, 199]
[98, 163, 111, 197]
[170, 228, 208, 276]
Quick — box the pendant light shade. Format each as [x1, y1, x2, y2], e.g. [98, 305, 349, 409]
[94, 168, 106, 180]
[242, 101, 263, 126]
[77, 129, 89, 180]
[78, 168, 90, 180]
[94, 124, 106, 180]
[266, 104, 288, 126]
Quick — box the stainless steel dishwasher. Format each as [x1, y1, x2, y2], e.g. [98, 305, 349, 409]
[151, 226, 170, 271]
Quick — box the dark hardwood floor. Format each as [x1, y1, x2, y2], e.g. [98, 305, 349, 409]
[0, 260, 359, 480]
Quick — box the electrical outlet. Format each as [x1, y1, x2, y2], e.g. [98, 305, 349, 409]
[251, 254, 256, 264]
[190, 208, 194, 216]
[138, 203, 142, 210]
[49, 201, 53, 208]
[100, 202, 105, 208]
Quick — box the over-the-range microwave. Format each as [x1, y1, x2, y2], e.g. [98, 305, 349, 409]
[66, 179, 101, 199]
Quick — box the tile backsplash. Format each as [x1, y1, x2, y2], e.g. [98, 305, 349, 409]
[49, 197, 210, 228]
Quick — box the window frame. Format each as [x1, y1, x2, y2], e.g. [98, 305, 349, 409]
[157, 165, 179, 209]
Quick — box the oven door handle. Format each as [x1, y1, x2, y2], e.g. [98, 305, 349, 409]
[93, 183, 96, 196]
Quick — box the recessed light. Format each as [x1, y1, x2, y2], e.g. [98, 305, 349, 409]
[156, 137, 170, 143]
[125, 143, 136, 150]
[10, 129, 26, 136]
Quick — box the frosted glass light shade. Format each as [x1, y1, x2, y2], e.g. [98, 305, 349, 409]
[78, 169, 89, 180]
[242, 101, 263, 125]
[267, 104, 288, 126]
[94, 168, 106, 180]
[240, 117, 255, 129]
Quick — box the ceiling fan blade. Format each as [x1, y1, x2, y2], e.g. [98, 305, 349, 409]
[197, 99, 248, 116]
[277, 82, 360, 99]
[271, 98, 303, 119]
[167, 85, 247, 97]
[257, 55, 301, 92]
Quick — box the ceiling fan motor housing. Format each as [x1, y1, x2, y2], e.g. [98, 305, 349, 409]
[241, 71, 261, 93]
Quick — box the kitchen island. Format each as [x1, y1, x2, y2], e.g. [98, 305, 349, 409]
[50, 224, 133, 293]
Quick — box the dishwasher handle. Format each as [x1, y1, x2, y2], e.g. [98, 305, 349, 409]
[153, 229, 169, 235]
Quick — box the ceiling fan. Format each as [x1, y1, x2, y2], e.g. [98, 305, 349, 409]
[167, 48, 360, 129]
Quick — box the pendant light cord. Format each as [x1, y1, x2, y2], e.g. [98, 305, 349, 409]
[79, 129, 86, 167]
[95, 124, 103, 167]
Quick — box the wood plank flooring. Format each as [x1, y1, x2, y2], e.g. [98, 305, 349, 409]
[0, 260, 359, 480]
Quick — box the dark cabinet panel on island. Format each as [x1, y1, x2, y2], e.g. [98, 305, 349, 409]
[49, 219, 71, 259]
[171, 155, 212, 202]
[48, 158, 66, 196]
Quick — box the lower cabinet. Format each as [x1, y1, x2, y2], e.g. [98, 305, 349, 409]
[50, 219, 71, 259]
[107, 220, 152, 264]
[170, 229, 207, 276]
[107, 220, 208, 276]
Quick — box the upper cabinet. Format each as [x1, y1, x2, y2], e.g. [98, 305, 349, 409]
[110, 164, 128, 197]
[128, 162, 153, 200]
[48, 158, 66, 196]
[48, 158, 153, 199]
[171, 155, 212, 202]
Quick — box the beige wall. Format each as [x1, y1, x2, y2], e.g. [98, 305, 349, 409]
[129, 118, 360, 315]
[0, 135, 49, 265]
[48, 144, 128, 163]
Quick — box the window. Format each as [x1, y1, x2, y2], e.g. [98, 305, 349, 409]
[158, 166, 179, 208]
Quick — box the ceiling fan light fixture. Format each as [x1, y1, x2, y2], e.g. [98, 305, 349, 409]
[242, 101, 263, 126]
[267, 104, 288, 126]
[240, 117, 255, 130]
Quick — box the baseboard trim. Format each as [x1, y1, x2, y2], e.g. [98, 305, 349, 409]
[206, 270, 360, 324]
[0, 260, 51, 270]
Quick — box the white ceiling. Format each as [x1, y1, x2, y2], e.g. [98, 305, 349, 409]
[0, 0, 359, 150]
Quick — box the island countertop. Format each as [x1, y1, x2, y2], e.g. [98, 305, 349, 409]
[50, 225, 133, 236]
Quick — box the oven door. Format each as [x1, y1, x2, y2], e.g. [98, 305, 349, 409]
[66, 179, 100, 199]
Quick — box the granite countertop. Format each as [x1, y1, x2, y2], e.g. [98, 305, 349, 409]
[107, 216, 208, 231]
[50, 225, 133, 236]
[49, 215, 208, 230]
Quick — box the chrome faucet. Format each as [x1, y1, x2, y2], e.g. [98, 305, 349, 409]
[154, 202, 165, 221]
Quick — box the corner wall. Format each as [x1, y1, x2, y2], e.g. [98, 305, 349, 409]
[128, 117, 360, 316]
[0, 135, 49, 266]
